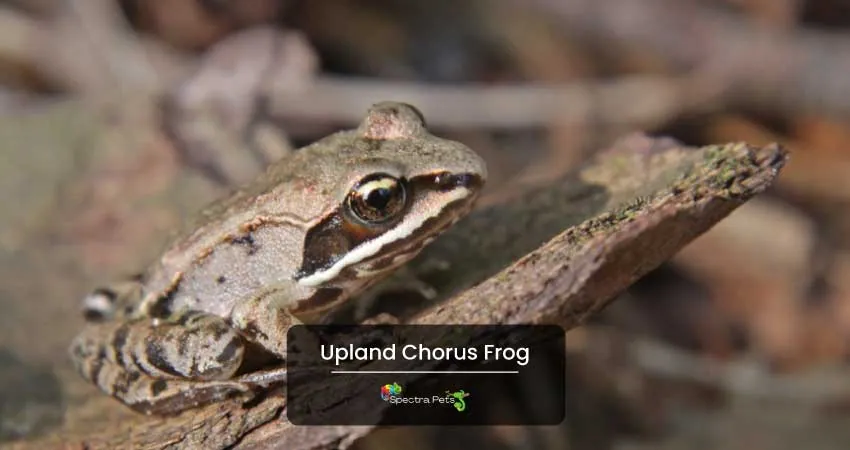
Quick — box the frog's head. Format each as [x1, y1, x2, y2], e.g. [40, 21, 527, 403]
[294, 101, 487, 288]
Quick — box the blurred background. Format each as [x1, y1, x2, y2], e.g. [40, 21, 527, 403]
[1, 0, 850, 449]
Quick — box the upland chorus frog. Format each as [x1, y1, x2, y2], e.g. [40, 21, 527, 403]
[68, 102, 487, 415]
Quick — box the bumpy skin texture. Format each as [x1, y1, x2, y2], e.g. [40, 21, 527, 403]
[69, 102, 487, 415]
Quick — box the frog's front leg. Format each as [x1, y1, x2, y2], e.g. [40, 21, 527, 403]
[229, 287, 404, 386]
[229, 287, 308, 360]
[69, 311, 253, 415]
[229, 287, 343, 385]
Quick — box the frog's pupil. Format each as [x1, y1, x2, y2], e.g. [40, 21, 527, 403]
[366, 188, 392, 210]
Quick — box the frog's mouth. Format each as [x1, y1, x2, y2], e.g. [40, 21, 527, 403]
[348, 189, 481, 276]
[295, 172, 483, 288]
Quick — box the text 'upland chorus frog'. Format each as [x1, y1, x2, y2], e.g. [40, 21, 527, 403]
[69, 102, 487, 415]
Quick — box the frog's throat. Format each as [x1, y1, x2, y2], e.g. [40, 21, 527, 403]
[296, 187, 471, 287]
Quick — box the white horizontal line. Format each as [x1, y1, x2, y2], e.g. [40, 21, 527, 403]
[330, 370, 519, 374]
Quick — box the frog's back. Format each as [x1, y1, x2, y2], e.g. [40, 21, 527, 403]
[135, 101, 486, 316]
[139, 131, 358, 302]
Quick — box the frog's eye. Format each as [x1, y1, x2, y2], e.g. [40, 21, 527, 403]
[346, 173, 407, 224]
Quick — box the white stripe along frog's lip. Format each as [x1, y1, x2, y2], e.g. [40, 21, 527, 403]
[296, 187, 471, 287]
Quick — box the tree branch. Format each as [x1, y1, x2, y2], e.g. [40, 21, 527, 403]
[13, 135, 786, 450]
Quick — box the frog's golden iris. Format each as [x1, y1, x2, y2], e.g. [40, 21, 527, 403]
[346, 173, 408, 224]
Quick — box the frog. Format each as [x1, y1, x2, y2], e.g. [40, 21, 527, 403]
[68, 101, 487, 415]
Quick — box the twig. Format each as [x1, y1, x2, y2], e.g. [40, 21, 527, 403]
[0, 6, 41, 77]
[0, 1, 167, 97]
[526, 0, 850, 118]
[0, 13, 714, 141]
[57, 0, 162, 96]
[267, 74, 718, 129]
[626, 333, 850, 404]
[7, 0, 850, 127]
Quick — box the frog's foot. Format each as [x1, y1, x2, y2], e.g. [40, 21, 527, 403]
[86, 357, 253, 415]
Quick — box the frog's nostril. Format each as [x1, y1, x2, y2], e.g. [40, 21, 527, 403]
[453, 174, 475, 188]
[433, 173, 480, 191]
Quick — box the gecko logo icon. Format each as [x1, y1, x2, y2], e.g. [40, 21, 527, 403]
[447, 390, 470, 412]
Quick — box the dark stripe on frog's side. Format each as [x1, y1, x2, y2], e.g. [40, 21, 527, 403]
[293, 197, 403, 281]
[294, 214, 349, 280]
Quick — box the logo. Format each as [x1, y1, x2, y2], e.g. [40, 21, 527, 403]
[380, 382, 403, 401]
[447, 389, 470, 412]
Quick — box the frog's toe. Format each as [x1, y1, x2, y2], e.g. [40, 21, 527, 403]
[123, 376, 254, 416]
[96, 357, 252, 415]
